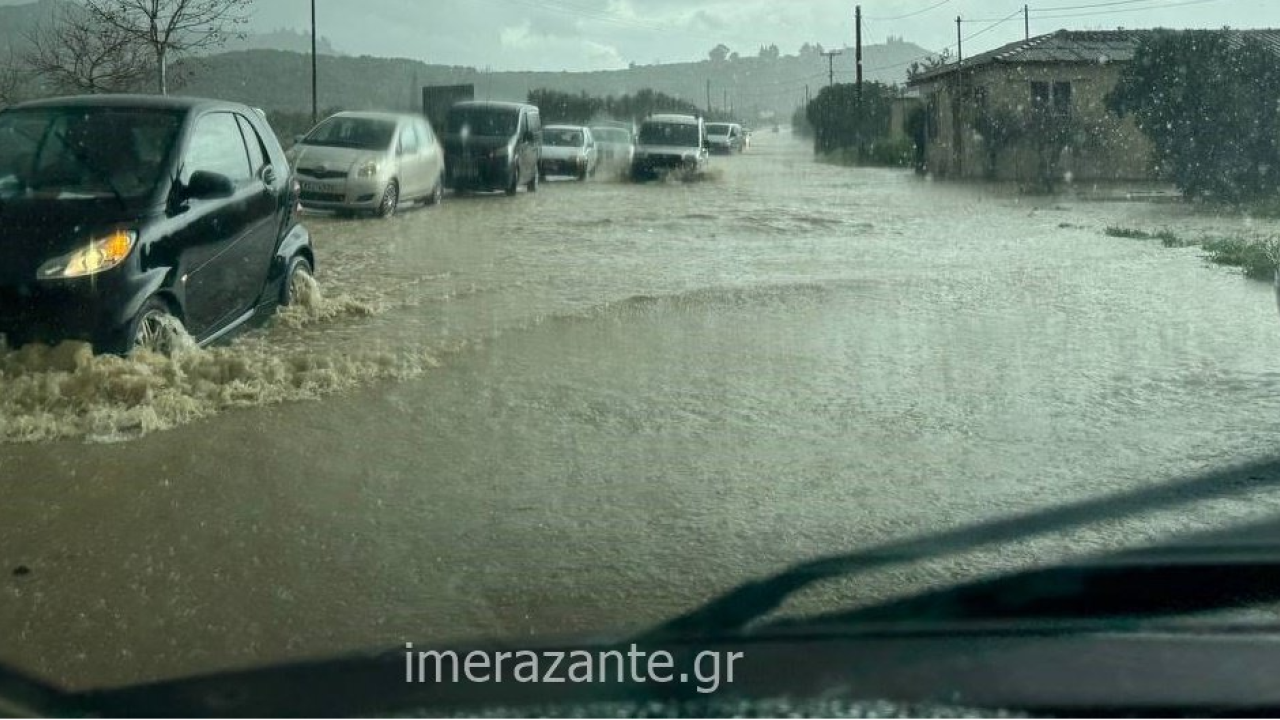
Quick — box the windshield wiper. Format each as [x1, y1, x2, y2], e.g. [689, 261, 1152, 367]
[48, 131, 127, 210]
[638, 457, 1280, 642]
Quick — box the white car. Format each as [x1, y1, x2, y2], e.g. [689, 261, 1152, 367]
[288, 111, 444, 218]
[706, 122, 745, 154]
[539, 125, 598, 181]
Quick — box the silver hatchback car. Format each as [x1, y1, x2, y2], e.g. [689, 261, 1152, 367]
[288, 111, 445, 218]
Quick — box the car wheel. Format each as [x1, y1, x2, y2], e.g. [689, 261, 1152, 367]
[281, 255, 314, 307]
[376, 181, 399, 218]
[505, 165, 520, 196]
[527, 169, 539, 193]
[129, 297, 184, 356]
[425, 175, 444, 206]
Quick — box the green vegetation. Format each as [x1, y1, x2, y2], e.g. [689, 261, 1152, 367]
[1104, 226, 1183, 245]
[1104, 226, 1279, 279]
[1202, 237, 1280, 280]
[1108, 30, 1280, 204]
[805, 82, 909, 167]
[821, 137, 914, 168]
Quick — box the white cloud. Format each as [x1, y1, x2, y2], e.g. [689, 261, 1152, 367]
[499, 21, 626, 71]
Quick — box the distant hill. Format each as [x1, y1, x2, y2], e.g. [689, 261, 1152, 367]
[0, 1, 340, 58]
[174, 39, 936, 124]
[215, 28, 340, 57]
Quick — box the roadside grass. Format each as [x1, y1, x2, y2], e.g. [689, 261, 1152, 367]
[1104, 226, 1280, 280]
[1104, 226, 1186, 245]
[1202, 236, 1280, 280]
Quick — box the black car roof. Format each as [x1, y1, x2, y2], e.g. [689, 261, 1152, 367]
[8, 94, 251, 114]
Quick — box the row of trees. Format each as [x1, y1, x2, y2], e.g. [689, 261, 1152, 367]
[0, 0, 250, 105]
[802, 82, 908, 166]
[528, 88, 738, 125]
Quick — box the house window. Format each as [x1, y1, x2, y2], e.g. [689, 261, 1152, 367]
[1053, 82, 1073, 114]
[1031, 81, 1073, 114]
[1031, 81, 1050, 107]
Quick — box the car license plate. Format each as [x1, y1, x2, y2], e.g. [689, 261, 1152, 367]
[300, 182, 327, 193]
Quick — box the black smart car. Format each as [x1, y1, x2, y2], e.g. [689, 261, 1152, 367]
[0, 95, 314, 355]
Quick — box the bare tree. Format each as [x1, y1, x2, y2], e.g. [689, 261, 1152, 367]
[0, 49, 29, 108]
[22, 3, 153, 95]
[81, 0, 254, 95]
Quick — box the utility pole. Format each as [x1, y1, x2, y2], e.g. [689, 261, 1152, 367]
[805, 84, 810, 105]
[821, 49, 843, 87]
[956, 16, 963, 66]
[1024, 4, 1030, 40]
[310, 0, 318, 127]
[855, 5, 863, 92]
[706, 79, 712, 114]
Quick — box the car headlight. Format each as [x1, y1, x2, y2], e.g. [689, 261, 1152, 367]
[356, 160, 380, 178]
[37, 230, 137, 280]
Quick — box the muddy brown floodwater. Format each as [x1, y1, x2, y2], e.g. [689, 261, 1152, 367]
[3, 133, 1280, 690]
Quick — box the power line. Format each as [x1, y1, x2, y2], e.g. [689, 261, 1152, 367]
[1033, 0, 1238, 19]
[965, 0, 1238, 21]
[1037, 0, 1185, 11]
[865, 0, 951, 21]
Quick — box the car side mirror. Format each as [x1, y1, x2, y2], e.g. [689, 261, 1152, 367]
[293, 134, 305, 147]
[185, 170, 235, 200]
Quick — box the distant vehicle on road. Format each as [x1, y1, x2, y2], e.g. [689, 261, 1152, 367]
[539, 125, 598, 181]
[289, 111, 444, 218]
[706, 122, 745, 154]
[0, 95, 313, 355]
[589, 125, 635, 176]
[631, 114, 709, 181]
[443, 101, 542, 196]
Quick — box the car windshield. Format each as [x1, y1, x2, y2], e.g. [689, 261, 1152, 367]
[301, 116, 396, 150]
[591, 128, 631, 143]
[447, 107, 518, 137]
[0, 107, 181, 201]
[638, 121, 700, 147]
[7, 0, 1280, 713]
[544, 128, 584, 147]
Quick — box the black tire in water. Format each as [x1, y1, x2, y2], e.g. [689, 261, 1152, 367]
[281, 255, 314, 307]
[376, 181, 399, 218]
[424, 174, 444, 206]
[505, 165, 520, 196]
[126, 296, 183, 356]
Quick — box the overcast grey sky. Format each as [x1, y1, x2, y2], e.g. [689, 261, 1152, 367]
[9, 0, 1280, 70]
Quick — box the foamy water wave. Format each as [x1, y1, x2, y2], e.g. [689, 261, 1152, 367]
[0, 338, 439, 444]
[275, 270, 381, 329]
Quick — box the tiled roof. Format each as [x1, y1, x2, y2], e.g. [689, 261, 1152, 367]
[910, 28, 1280, 84]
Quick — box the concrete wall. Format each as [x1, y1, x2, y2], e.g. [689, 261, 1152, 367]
[914, 62, 1154, 182]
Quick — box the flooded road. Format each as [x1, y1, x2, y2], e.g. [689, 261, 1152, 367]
[4, 133, 1280, 690]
